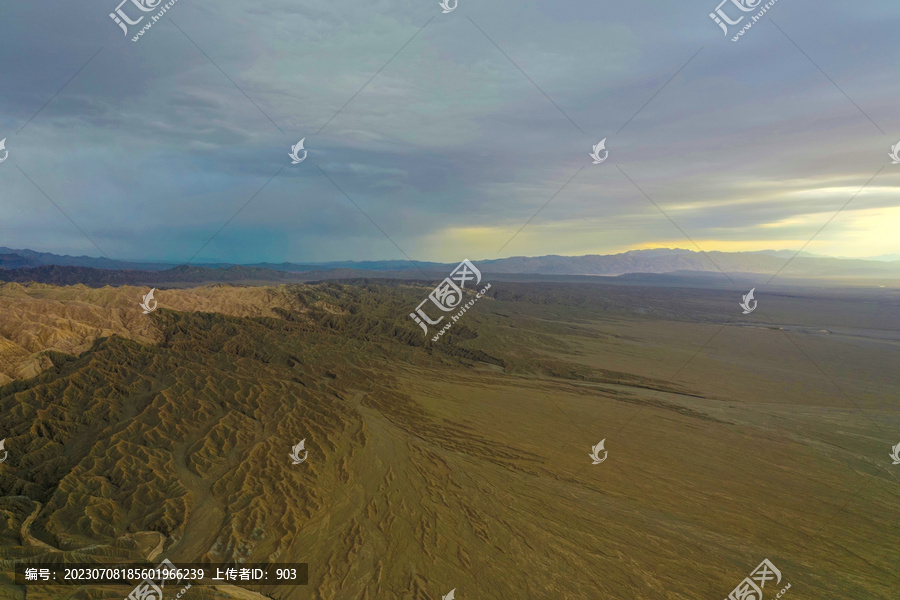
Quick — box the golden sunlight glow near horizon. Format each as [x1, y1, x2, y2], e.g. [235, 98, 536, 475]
[425, 189, 900, 261]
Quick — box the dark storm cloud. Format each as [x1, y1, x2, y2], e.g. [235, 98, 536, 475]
[1, 0, 898, 262]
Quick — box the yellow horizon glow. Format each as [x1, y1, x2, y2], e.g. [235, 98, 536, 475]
[419, 204, 900, 261]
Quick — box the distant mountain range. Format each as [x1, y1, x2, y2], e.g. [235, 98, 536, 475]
[1, 247, 898, 286]
[0, 247, 437, 273]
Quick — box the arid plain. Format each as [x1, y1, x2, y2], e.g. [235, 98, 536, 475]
[0, 279, 897, 599]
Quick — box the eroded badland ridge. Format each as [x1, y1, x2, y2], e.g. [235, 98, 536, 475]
[0, 281, 897, 599]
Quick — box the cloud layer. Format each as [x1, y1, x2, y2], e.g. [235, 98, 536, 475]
[1, 0, 898, 263]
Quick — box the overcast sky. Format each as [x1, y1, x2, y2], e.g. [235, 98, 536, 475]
[1, 0, 898, 264]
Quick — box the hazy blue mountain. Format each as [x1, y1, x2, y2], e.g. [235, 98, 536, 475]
[0, 248, 175, 271]
[2, 247, 898, 283]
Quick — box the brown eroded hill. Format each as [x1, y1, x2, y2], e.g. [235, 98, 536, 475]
[0, 281, 897, 599]
[0, 283, 312, 384]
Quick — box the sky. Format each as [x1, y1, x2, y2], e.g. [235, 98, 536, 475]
[1, 0, 899, 264]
